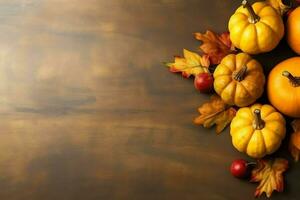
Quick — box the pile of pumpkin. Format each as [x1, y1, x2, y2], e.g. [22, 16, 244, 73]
[225, 0, 300, 159]
[165, 0, 300, 198]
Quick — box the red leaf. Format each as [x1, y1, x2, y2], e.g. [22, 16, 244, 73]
[194, 30, 236, 65]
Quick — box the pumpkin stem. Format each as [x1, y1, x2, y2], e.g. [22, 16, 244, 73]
[242, 0, 260, 24]
[234, 65, 247, 82]
[282, 71, 300, 87]
[253, 109, 264, 130]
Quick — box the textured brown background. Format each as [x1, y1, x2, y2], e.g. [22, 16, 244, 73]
[0, 0, 299, 199]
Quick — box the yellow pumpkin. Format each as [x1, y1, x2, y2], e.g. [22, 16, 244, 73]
[213, 53, 265, 107]
[230, 104, 286, 158]
[228, 0, 284, 54]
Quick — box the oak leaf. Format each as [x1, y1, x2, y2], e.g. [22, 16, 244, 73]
[194, 30, 236, 65]
[251, 158, 288, 198]
[289, 119, 300, 161]
[194, 95, 236, 134]
[165, 49, 210, 78]
[266, 0, 291, 16]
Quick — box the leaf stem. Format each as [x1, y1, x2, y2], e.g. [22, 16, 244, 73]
[200, 108, 226, 121]
[199, 104, 232, 121]
[246, 162, 257, 166]
[177, 65, 209, 73]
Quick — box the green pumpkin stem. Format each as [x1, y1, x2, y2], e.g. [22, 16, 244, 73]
[282, 71, 300, 87]
[242, 0, 260, 24]
[253, 109, 265, 130]
[234, 65, 247, 82]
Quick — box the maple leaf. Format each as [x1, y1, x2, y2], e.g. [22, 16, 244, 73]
[194, 95, 236, 134]
[266, 0, 292, 16]
[194, 30, 236, 65]
[251, 158, 288, 198]
[165, 49, 210, 78]
[289, 119, 300, 161]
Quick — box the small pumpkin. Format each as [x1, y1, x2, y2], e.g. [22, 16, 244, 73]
[230, 104, 286, 158]
[228, 0, 284, 54]
[267, 57, 300, 117]
[287, 7, 300, 54]
[213, 53, 265, 107]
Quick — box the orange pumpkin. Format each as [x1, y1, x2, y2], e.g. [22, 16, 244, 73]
[287, 7, 300, 54]
[267, 57, 300, 117]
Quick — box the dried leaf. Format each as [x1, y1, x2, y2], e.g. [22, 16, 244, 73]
[251, 158, 288, 198]
[194, 30, 236, 65]
[165, 49, 210, 78]
[266, 0, 292, 16]
[194, 95, 236, 134]
[289, 119, 300, 161]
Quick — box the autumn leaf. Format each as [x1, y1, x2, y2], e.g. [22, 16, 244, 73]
[194, 95, 236, 134]
[165, 49, 210, 78]
[266, 0, 292, 16]
[251, 158, 288, 198]
[194, 30, 236, 65]
[289, 119, 300, 161]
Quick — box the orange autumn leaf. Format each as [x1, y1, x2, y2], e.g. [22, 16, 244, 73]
[194, 95, 236, 134]
[194, 30, 236, 65]
[251, 158, 288, 198]
[165, 49, 210, 78]
[289, 119, 300, 161]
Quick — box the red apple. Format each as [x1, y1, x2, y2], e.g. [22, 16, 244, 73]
[194, 73, 214, 93]
[230, 159, 248, 179]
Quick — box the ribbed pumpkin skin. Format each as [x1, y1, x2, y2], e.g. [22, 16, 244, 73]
[213, 53, 265, 107]
[228, 2, 284, 54]
[287, 7, 300, 55]
[267, 57, 300, 118]
[230, 104, 286, 159]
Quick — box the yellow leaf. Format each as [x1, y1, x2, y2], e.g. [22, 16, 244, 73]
[165, 49, 210, 78]
[215, 107, 236, 134]
[289, 119, 300, 161]
[266, 0, 291, 16]
[251, 158, 288, 198]
[194, 95, 236, 134]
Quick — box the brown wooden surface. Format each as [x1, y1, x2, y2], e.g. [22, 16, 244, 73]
[0, 0, 299, 199]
